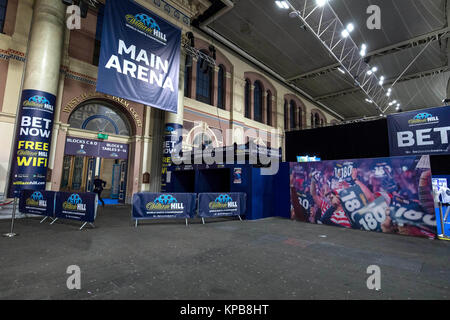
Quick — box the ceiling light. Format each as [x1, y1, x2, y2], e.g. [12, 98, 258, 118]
[275, 1, 289, 9]
[360, 44, 367, 56]
[366, 70, 373, 75]
[337, 67, 345, 74]
[289, 10, 300, 18]
[346, 23, 354, 32]
[371, 66, 378, 72]
[341, 29, 350, 38]
[316, 0, 328, 7]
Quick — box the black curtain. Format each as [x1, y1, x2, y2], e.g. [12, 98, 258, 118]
[285, 119, 389, 161]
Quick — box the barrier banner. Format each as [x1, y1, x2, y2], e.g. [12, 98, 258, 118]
[132, 193, 196, 220]
[7, 90, 56, 198]
[289, 155, 437, 238]
[97, 0, 181, 113]
[19, 190, 55, 217]
[198, 193, 246, 218]
[388, 106, 450, 156]
[55, 192, 97, 223]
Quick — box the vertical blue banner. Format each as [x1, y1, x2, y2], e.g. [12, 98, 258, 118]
[8, 90, 56, 198]
[388, 106, 450, 156]
[161, 123, 183, 192]
[97, 0, 181, 113]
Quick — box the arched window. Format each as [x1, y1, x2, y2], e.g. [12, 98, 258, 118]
[298, 107, 303, 129]
[184, 55, 192, 98]
[69, 102, 131, 136]
[266, 90, 272, 126]
[245, 79, 251, 118]
[254, 81, 263, 122]
[193, 133, 213, 149]
[217, 65, 225, 109]
[314, 113, 320, 128]
[284, 100, 288, 130]
[290, 100, 296, 130]
[196, 56, 213, 105]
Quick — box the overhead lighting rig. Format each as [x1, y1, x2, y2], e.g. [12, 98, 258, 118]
[281, 0, 392, 115]
[182, 32, 216, 70]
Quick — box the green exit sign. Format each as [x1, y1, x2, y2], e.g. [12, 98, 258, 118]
[98, 133, 109, 140]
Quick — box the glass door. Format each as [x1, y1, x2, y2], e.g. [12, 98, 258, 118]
[119, 160, 128, 203]
[85, 158, 96, 192]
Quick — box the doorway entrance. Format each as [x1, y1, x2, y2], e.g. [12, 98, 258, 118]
[60, 155, 128, 203]
[62, 100, 133, 204]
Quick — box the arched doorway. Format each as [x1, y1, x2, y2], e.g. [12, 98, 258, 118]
[61, 100, 133, 204]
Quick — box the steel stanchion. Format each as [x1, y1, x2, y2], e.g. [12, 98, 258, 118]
[3, 198, 19, 238]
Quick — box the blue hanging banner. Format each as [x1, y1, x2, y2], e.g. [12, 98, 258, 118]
[97, 0, 181, 113]
[7, 90, 56, 198]
[161, 123, 183, 192]
[55, 192, 98, 223]
[132, 193, 196, 220]
[388, 106, 450, 156]
[19, 190, 56, 217]
[198, 193, 247, 218]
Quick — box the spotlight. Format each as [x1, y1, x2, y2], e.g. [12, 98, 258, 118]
[289, 10, 300, 18]
[275, 1, 289, 9]
[316, 0, 328, 6]
[360, 44, 367, 57]
[346, 23, 355, 33]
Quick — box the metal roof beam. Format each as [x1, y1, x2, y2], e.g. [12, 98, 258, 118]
[315, 67, 449, 101]
[287, 27, 449, 82]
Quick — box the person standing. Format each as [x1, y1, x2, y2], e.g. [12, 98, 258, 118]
[93, 176, 107, 207]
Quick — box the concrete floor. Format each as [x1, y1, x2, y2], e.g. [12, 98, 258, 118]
[0, 205, 449, 300]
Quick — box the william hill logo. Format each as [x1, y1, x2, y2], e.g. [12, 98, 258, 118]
[26, 191, 47, 207]
[23, 95, 54, 112]
[209, 194, 238, 209]
[146, 194, 184, 210]
[125, 13, 167, 44]
[408, 112, 439, 125]
[63, 194, 86, 211]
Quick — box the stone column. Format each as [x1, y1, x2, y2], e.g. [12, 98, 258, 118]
[189, 57, 198, 100]
[161, 50, 186, 191]
[249, 85, 255, 120]
[23, 0, 65, 94]
[7, 0, 66, 197]
[212, 65, 219, 107]
[262, 91, 267, 124]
